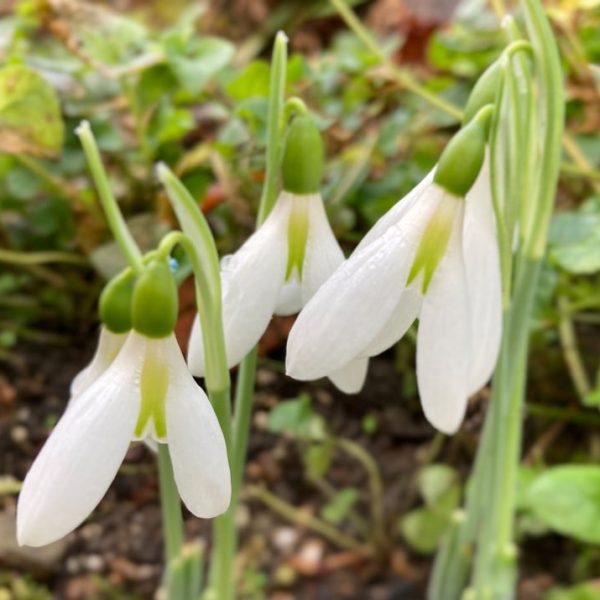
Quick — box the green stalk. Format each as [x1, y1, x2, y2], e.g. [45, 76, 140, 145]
[206, 388, 234, 600]
[158, 445, 185, 561]
[469, 4, 563, 594]
[429, 1, 563, 596]
[206, 32, 289, 600]
[158, 445, 186, 600]
[78, 124, 188, 596]
[76, 121, 144, 275]
[231, 348, 258, 497]
[257, 31, 289, 224]
[235, 31, 287, 463]
[158, 171, 233, 599]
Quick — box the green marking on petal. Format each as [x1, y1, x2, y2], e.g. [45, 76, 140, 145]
[135, 345, 168, 439]
[285, 196, 310, 281]
[407, 196, 457, 294]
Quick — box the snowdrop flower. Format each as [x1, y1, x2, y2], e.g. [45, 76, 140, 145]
[188, 114, 368, 393]
[18, 261, 230, 547]
[286, 113, 502, 434]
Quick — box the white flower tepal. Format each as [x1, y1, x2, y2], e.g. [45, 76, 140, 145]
[69, 327, 126, 397]
[18, 333, 231, 547]
[286, 159, 502, 434]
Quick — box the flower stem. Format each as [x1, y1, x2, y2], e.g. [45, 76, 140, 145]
[429, 1, 563, 597]
[207, 388, 234, 600]
[76, 121, 144, 275]
[203, 32, 290, 600]
[157, 444, 186, 599]
[328, 0, 463, 120]
[231, 348, 258, 498]
[157, 178, 233, 598]
[257, 31, 288, 224]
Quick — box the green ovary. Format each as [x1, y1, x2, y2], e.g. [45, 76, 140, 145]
[285, 197, 310, 281]
[407, 196, 458, 294]
[134, 348, 168, 439]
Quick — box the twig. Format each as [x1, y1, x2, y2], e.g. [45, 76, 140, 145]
[246, 484, 372, 555]
[333, 437, 387, 548]
[558, 295, 592, 400]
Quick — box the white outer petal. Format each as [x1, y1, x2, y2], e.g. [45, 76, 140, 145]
[355, 167, 436, 253]
[17, 333, 143, 546]
[70, 328, 127, 398]
[286, 185, 442, 380]
[463, 158, 502, 394]
[327, 357, 369, 394]
[188, 195, 291, 376]
[164, 335, 231, 518]
[299, 194, 345, 301]
[416, 200, 471, 434]
[362, 285, 422, 357]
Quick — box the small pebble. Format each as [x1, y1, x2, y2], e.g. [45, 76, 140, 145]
[83, 554, 104, 573]
[79, 523, 102, 541]
[10, 426, 28, 444]
[253, 410, 269, 430]
[271, 527, 298, 553]
[65, 556, 80, 575]
[274, 564, 297, 586]
[256, 369, 277, 386]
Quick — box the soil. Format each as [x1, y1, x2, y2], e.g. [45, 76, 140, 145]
[0, 311, 584, 600]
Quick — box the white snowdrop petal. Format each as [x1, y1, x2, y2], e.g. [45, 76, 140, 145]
[300, 194, 345, 302]
[355, 167, 436, 253]
[70, 328, 127, 398]
[416, 202, 471, 435]
[286, 186, 442, 381]
[165, 336, 231, 517]
[274, 276, 303, 316]
[463, 158, 502, 394]
[275, 193, 345, 316]
[327, 357, 369, 394]
[188, 194, 292, 376]
[362, 285, 422, 357]
[17, 333, 144, 547]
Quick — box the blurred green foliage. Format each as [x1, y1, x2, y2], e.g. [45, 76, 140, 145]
[1, 0, 600, 591]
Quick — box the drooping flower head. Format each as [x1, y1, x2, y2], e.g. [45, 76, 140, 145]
[18, 260, 231, 547]
[286, 109, 502, 434]
[187, 113, 368, 393]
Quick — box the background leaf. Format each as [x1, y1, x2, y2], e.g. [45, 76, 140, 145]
[527, 466, 600, 544]
[0, 64, 64, 157]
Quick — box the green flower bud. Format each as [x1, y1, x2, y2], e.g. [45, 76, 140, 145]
[131, 260, 178, 338]
[463, 60, 501, 125]
[434, 110, 490, 197]
[99, 271, 134, 334]
[281, 114, 324, 195]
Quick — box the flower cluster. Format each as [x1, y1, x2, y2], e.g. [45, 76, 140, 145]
[18, 261, 230, 547]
